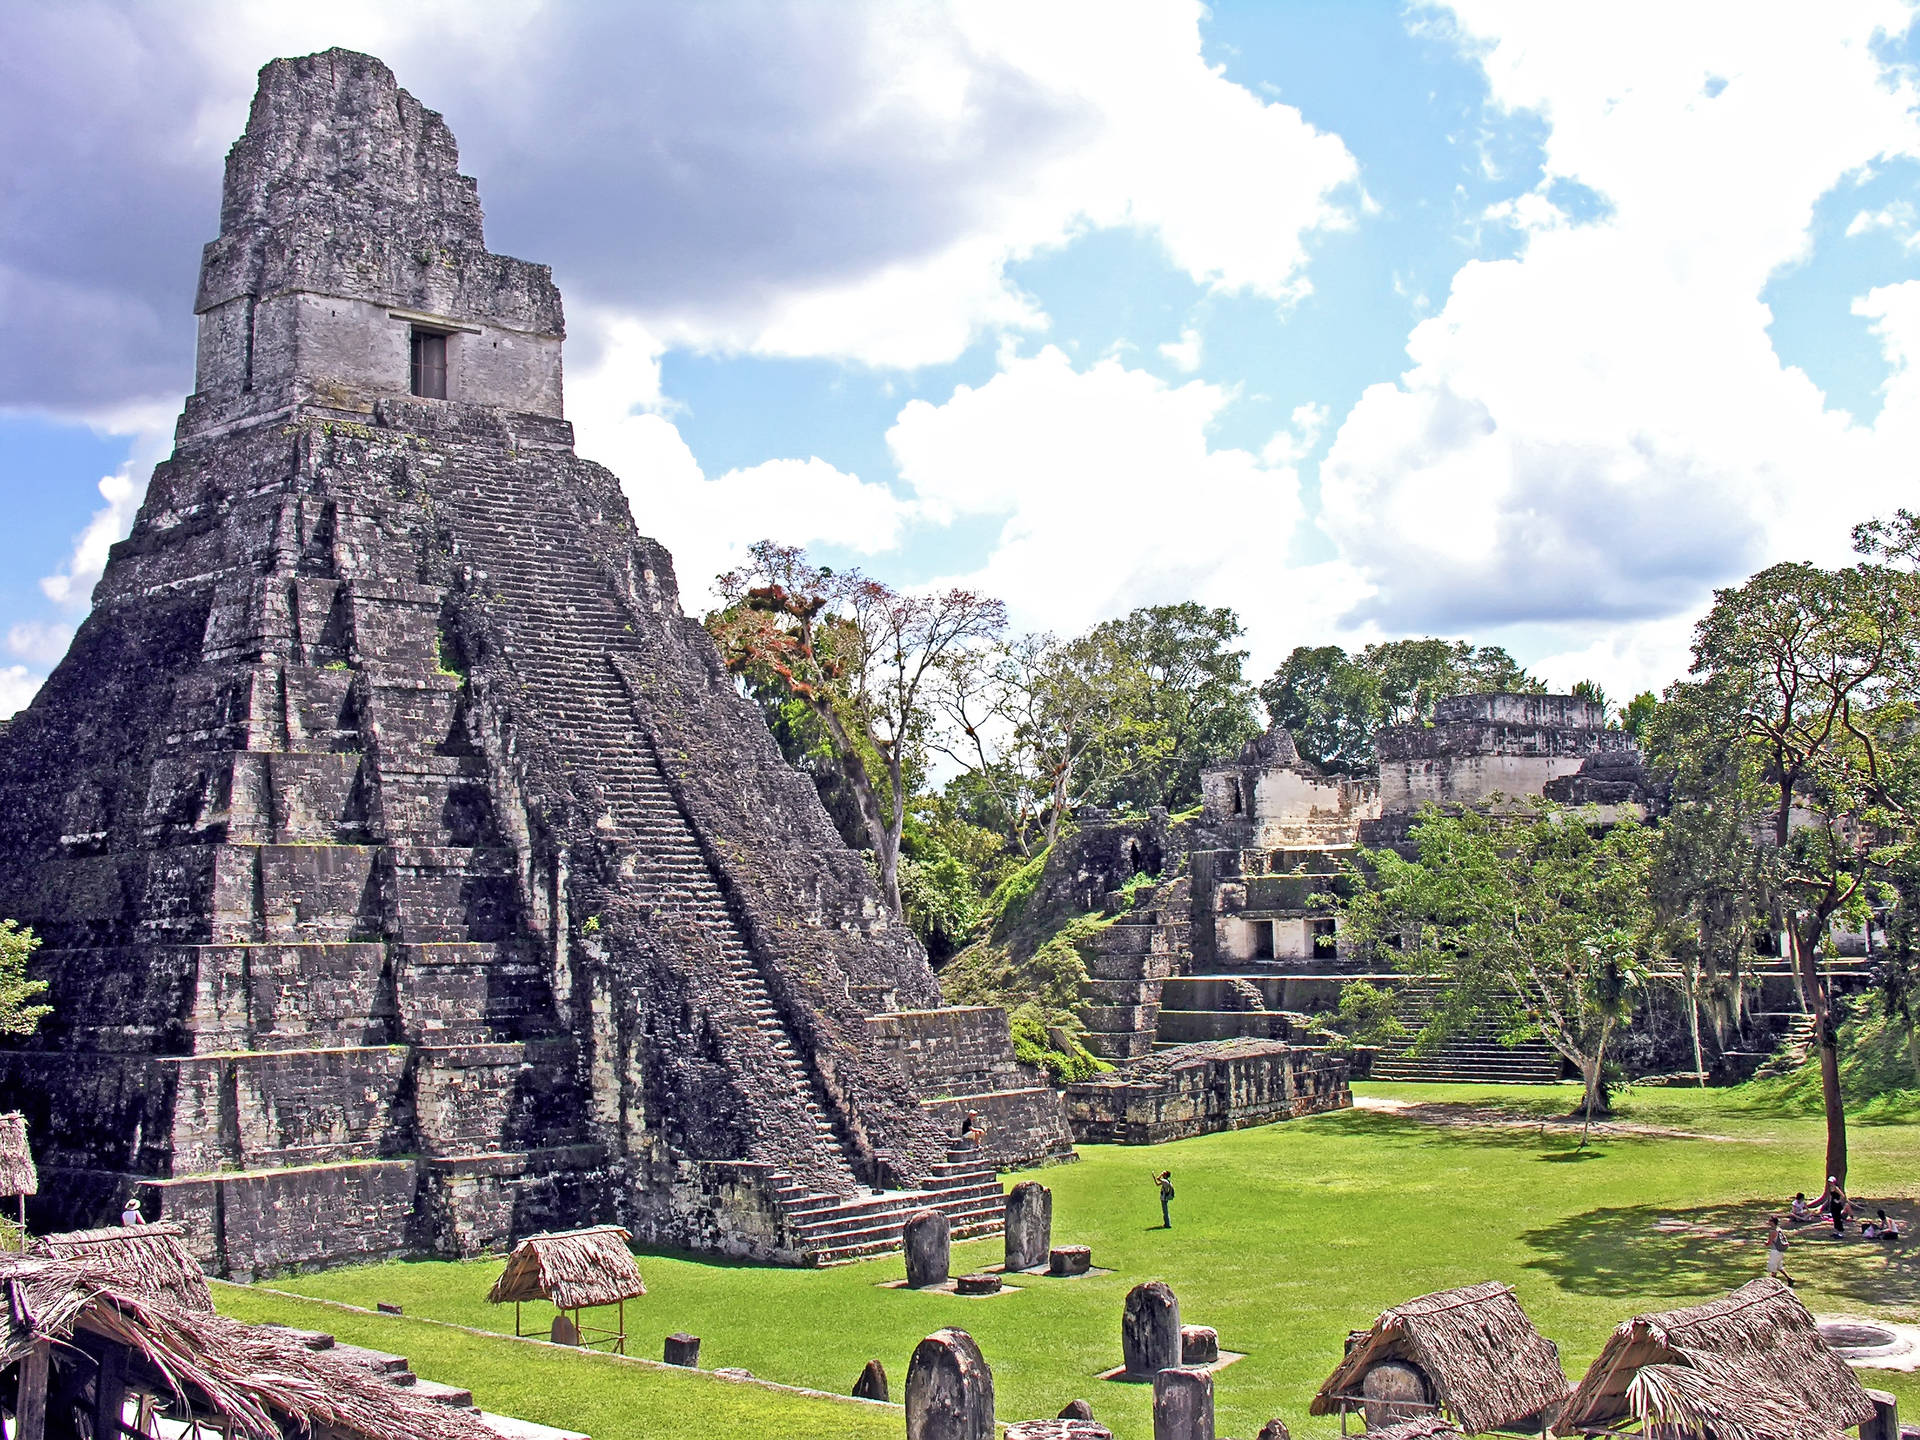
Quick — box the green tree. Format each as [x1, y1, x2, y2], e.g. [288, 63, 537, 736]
[707, 542, 1006, 917]
[1683, 557, 1920, 1187]
[934, 629, 1155, 853]
[0, 921, 49, 1038]
[1339, 803, 1662, 1125]
[1621, 690, 1660, 743]
[1359, 638, 1541, 726]
[1258, 645, 1382, 775]
[1089, 603, 1260, 810]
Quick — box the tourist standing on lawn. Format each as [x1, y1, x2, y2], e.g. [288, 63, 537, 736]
[1765, 1215, 1793, 1285]
[1824, 1176, 1850, 1236]
[1155, 1170, 1175, 1229]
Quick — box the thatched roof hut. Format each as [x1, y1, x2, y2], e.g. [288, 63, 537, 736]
[1555, 1278, 1876, 1440]
[1311, 1281, 1570, 1434]
[30, 1224, 214, 1313]
[0, 1113, 37, 1198]
[1371, 1417, 1468, 1440]
[0, 1253, 494, 1440]
[488, 1226, 644, 1312]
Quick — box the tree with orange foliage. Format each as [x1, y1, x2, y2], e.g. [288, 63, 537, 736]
[707, 541, 1006, 917]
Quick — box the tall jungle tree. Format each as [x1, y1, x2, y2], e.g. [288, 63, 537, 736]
[708, 541, 1006, 917]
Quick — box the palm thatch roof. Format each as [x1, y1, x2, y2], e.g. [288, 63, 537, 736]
[30, 1224, 214, 1313]
[0, 1253, 494, 1440]
[0, 1112, 36, 1197]
[1555, 1278, 1875, 1440]
[487, 1226, 644, 1311]
[1310, 1281, 1570, 1434]
[1370, 1417, 1468, 1440]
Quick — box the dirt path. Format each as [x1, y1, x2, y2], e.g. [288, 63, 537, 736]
[1353, 1093, 1749, 1142]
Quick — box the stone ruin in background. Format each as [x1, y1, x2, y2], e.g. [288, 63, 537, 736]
[1060, 690, 1655, 1125]
[0, 48, 1070, 1277]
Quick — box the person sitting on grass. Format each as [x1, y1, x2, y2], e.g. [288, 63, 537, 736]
[1789, 1192, 1815, 1224]
[1863, 1209, 1901, 1241]
[1765, 1215, 1794, 1286]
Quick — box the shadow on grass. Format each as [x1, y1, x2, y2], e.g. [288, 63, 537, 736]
[1519, 1200, 1920, 1307]
[1311, 1106, 1685, 1160]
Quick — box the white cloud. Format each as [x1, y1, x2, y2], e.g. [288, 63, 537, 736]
[6, 622, 73, 667]
[1318, 1, 1920, 644]
[1847, 200, 1920, 248]
[885, 344, 1358, 658]
[1, 1, 1360, 392]
[1262, 401, 1330, 466]
[569, 343, 912, 613]
[41, 470, 140, 608]
[1160, 328, 1204, 373]
[0, 667, 40, 721]
[36, 408, 172, 611]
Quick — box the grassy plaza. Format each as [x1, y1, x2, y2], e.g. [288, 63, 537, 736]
[212, 1081, 1920, 1440]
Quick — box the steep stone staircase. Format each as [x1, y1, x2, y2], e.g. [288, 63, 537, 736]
[766, 1141, 1005, 1266]
[1751, 1012, 1819, 1080]
[1369, 979, 1565, 1084]
[1076, 876, 1190, 1061]
[419, 436, 1004, 1260]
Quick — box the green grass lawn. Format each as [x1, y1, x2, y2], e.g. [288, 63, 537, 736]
[221, 1082, 1920, 1440]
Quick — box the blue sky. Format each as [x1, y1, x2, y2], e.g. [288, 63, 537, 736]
[6, 0, 1920, 716]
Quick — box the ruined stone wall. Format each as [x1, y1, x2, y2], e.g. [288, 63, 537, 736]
[1061, 1039, 1350, 1145]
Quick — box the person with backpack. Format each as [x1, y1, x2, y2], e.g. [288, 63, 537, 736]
[1155, 1170, 1175, 1229]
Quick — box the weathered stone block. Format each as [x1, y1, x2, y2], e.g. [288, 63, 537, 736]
[1005, 1423, 1112, 1440]
[1049, 1245, 1092, 1276]
[1122, 1281, 1182, 1377]
[955, 1273, 1001, 1296]
[663, 1333, 699, 1367]
[1152, 1367, 1214, 1440]
[852, 1358, 888, 1402]
[1005, 1180, 1052, 1271]
[906, 1327, 994, 1440]
[1179, 1325, 1218, 1365]
[904, 1208, 951, 1289]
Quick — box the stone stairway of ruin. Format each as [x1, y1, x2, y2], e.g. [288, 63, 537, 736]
[1368, 979, 1565, 1085]
[1075, 876, 1190, 1061]
[1750, 1012, 1819, 1080]
[766, 1141, 1004, 1267]
[423, 451, 869, 1201]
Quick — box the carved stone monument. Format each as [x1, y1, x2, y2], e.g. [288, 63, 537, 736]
[905, 1209, 952, 1289]
[1122, 1282, 1182, 1377]
[853, 1358, 889, 1402]
[1152, 1367, 1215, 1440]
[906, 1328, 995, 1440]
[1005, 1180, 1052, 1272]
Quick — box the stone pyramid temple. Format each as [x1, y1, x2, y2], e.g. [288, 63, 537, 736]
[0, 49, 1069, 1278]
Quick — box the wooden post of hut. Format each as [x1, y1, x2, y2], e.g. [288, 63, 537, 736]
[487, 1226, 646, 1356]
[0, 1112, 40, 1245]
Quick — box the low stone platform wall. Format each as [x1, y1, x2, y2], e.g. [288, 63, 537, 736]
[866, 1007, 1074, 1168]
[1061, 1039, 1350, 1145]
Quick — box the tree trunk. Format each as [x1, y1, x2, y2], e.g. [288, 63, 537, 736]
[881, 749, 907, 918]
[1687, 970, 1706, 1086]
[1790, 918, 1848, 1189]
